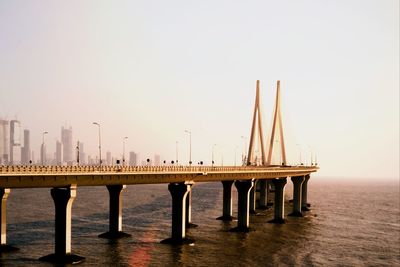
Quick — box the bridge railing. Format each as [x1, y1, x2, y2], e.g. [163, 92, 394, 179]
[0, 164, 317, 174]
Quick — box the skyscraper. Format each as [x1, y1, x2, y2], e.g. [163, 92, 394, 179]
[40, 143, 46, 165]
[61, 126, 73, 164]
[129, 151, 137, 166]
[0, 120, 9, 164]
[21, 129, 31, 165]
[9, 120, 21, 165]
[78, 142, 86, 165]
[106, 151, 112, 165]
[55, 140, 63, 165]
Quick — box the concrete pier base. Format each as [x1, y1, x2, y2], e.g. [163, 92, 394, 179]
[288, 176, 305, 217]
[249, 180, 258, 214]
[99, 185, 131, 239]
[186, 183, 197, 228]
[216, 180, 235, 221]
[161, 182, 194, 245]
[268, 178, 287, 224]
[0, 188, 18, 252]
[257, 180, 269, 209]
[40, 185, 84, 264]
[301, 175, 311, 211]
[231, 180, 254, 232]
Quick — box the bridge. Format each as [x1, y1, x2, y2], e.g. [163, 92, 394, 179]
[0, 80, 319, 264]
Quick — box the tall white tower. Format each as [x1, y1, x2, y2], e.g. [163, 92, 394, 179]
[0, 120, 10, 164]
[9, 120, 21, 165]
[61, 126, 73, 164]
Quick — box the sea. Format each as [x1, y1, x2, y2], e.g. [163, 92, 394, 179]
[1, 178, 399, 266]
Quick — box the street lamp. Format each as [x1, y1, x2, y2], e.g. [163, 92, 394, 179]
[92, 122, 102, 166]
[212, 144, 217, 166]
[76, 140, 80, 166]
[41, 131, 48, 165]
[184, 130, 192, 165]
[122, 136, 128, 166]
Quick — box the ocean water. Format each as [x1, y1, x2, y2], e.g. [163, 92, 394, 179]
[1, 179, 399, 266]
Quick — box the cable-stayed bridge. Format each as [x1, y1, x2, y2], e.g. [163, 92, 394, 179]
[0, 80, 319, 264]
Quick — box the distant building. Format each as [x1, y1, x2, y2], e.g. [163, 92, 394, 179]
[78, 142, 86, 165]
[88, 155, 94, 165]
[154, 154, 161, 166]
[61, 126, 73, 164]
[56, 140, 63, 165]
[46, 152, 53, 165]
[40, 143, 47, 165]
[9, 120, 21, 165]
[129, 151, 137, 166]
[0, 120, 10, 164]
[106, 151, 112, 166]
[31, 150, 35, 165]
[21, 129, 31, 165]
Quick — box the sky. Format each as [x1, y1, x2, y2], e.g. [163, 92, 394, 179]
[0, 0, 398, 180]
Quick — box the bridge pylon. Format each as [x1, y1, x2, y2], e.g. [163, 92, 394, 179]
[267, 80, 287, 166]
[246, 80, 267, 166]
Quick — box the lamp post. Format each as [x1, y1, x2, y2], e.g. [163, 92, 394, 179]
[122, 136, 128, 166]
[92, 122, 102, 166]
[76, 141, 80, 166]
[212, 144, 217, 166]
[184, 130, 192, 165]
[41, 131, 48, 165]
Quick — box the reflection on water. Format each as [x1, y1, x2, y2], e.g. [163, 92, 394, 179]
[1, 180, 399, 266]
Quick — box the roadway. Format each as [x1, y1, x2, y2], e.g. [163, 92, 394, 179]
[0, 165, 318, 188]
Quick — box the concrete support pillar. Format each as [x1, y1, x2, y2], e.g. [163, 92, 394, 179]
[161, 182, 193, 244]
[269, 178, 287, 224]
[249, 180, 258, 214]
[0, 188, 10, 246]
[233, 180, 254, 231]
[258, 180, 269, 209]
[217, 180, 235, 221]
[301, 175, 311, 211]
[186, 183, 197, 228]
[0, 188, 18, 252]
[0, 188, 17, 252]
[99, 185, 130, 239]
[40, 185, 84, 264]
[289, 176, 305, 217]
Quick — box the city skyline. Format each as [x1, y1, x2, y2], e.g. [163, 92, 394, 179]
[0, 1, 398, 180]
[0, 120, 159, 166]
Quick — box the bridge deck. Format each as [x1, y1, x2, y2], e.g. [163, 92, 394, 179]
[0, 165, 318, 188]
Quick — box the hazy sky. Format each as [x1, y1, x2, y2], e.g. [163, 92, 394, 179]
[0, 0, 398, 180]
